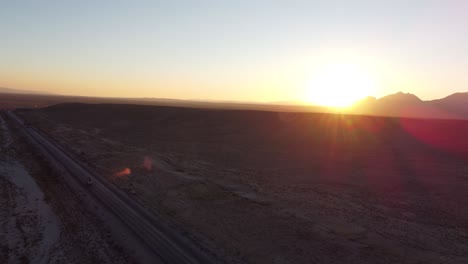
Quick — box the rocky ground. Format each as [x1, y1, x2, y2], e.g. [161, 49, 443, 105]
[0, 113, 130, 264]
[18, 104, 468, 263]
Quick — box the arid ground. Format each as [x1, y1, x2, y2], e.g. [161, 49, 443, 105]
[18, 103, 468, 263]
[0, 112, 130, 264]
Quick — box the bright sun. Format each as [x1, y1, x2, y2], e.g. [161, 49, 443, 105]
[305, 63, 377, 107]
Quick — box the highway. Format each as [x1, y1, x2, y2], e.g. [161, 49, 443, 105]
[6, 110, 213, 264]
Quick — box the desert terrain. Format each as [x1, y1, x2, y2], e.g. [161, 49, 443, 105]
[0, 112, 130, 263]
[0, 91, 326, 113]
[15, 103, 468, 263]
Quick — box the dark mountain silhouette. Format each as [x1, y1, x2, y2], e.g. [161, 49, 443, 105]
[0, 87, 52, 95]
[427, 92, 468, 119]
[429, 92, 468, 111]
[352, 91, 468, 119]
[2, 85, 468, 120]
[378, 92, 422, 104]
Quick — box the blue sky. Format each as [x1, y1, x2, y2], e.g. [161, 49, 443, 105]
[1, 0, 467, 102]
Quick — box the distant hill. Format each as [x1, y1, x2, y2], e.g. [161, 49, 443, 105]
[0, 87, 52, 95]
[268, 100, 309, 105]
[378, 92, 422, 104]
[352, 91, 468, 119]
[428, 92, 468, 119]
[3, 86, 468, 120]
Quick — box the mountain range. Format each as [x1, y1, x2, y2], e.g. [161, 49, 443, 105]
[0, 87, 53, 95]
[2, 86, 468, 120]
[350, 91, 468, 120]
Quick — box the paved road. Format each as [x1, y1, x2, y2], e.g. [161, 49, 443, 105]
[6, 110, 212, 264]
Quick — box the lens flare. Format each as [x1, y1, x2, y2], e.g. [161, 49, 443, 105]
[143, 156, 153, 172]
[114, 167, 131, 177]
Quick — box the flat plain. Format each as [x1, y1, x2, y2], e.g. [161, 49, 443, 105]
[18, 103, 468, 264]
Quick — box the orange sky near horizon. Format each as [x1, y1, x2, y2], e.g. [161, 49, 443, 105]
[1, 50, 454, 105]
[1, 1, 467, 105]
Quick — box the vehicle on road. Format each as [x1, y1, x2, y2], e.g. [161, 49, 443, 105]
[86, 177, 93, 186]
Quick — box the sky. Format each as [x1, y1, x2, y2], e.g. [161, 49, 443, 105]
[1, 0, 467, 104]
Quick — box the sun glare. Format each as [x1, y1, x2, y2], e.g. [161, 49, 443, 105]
[305, 63, 377, 108]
